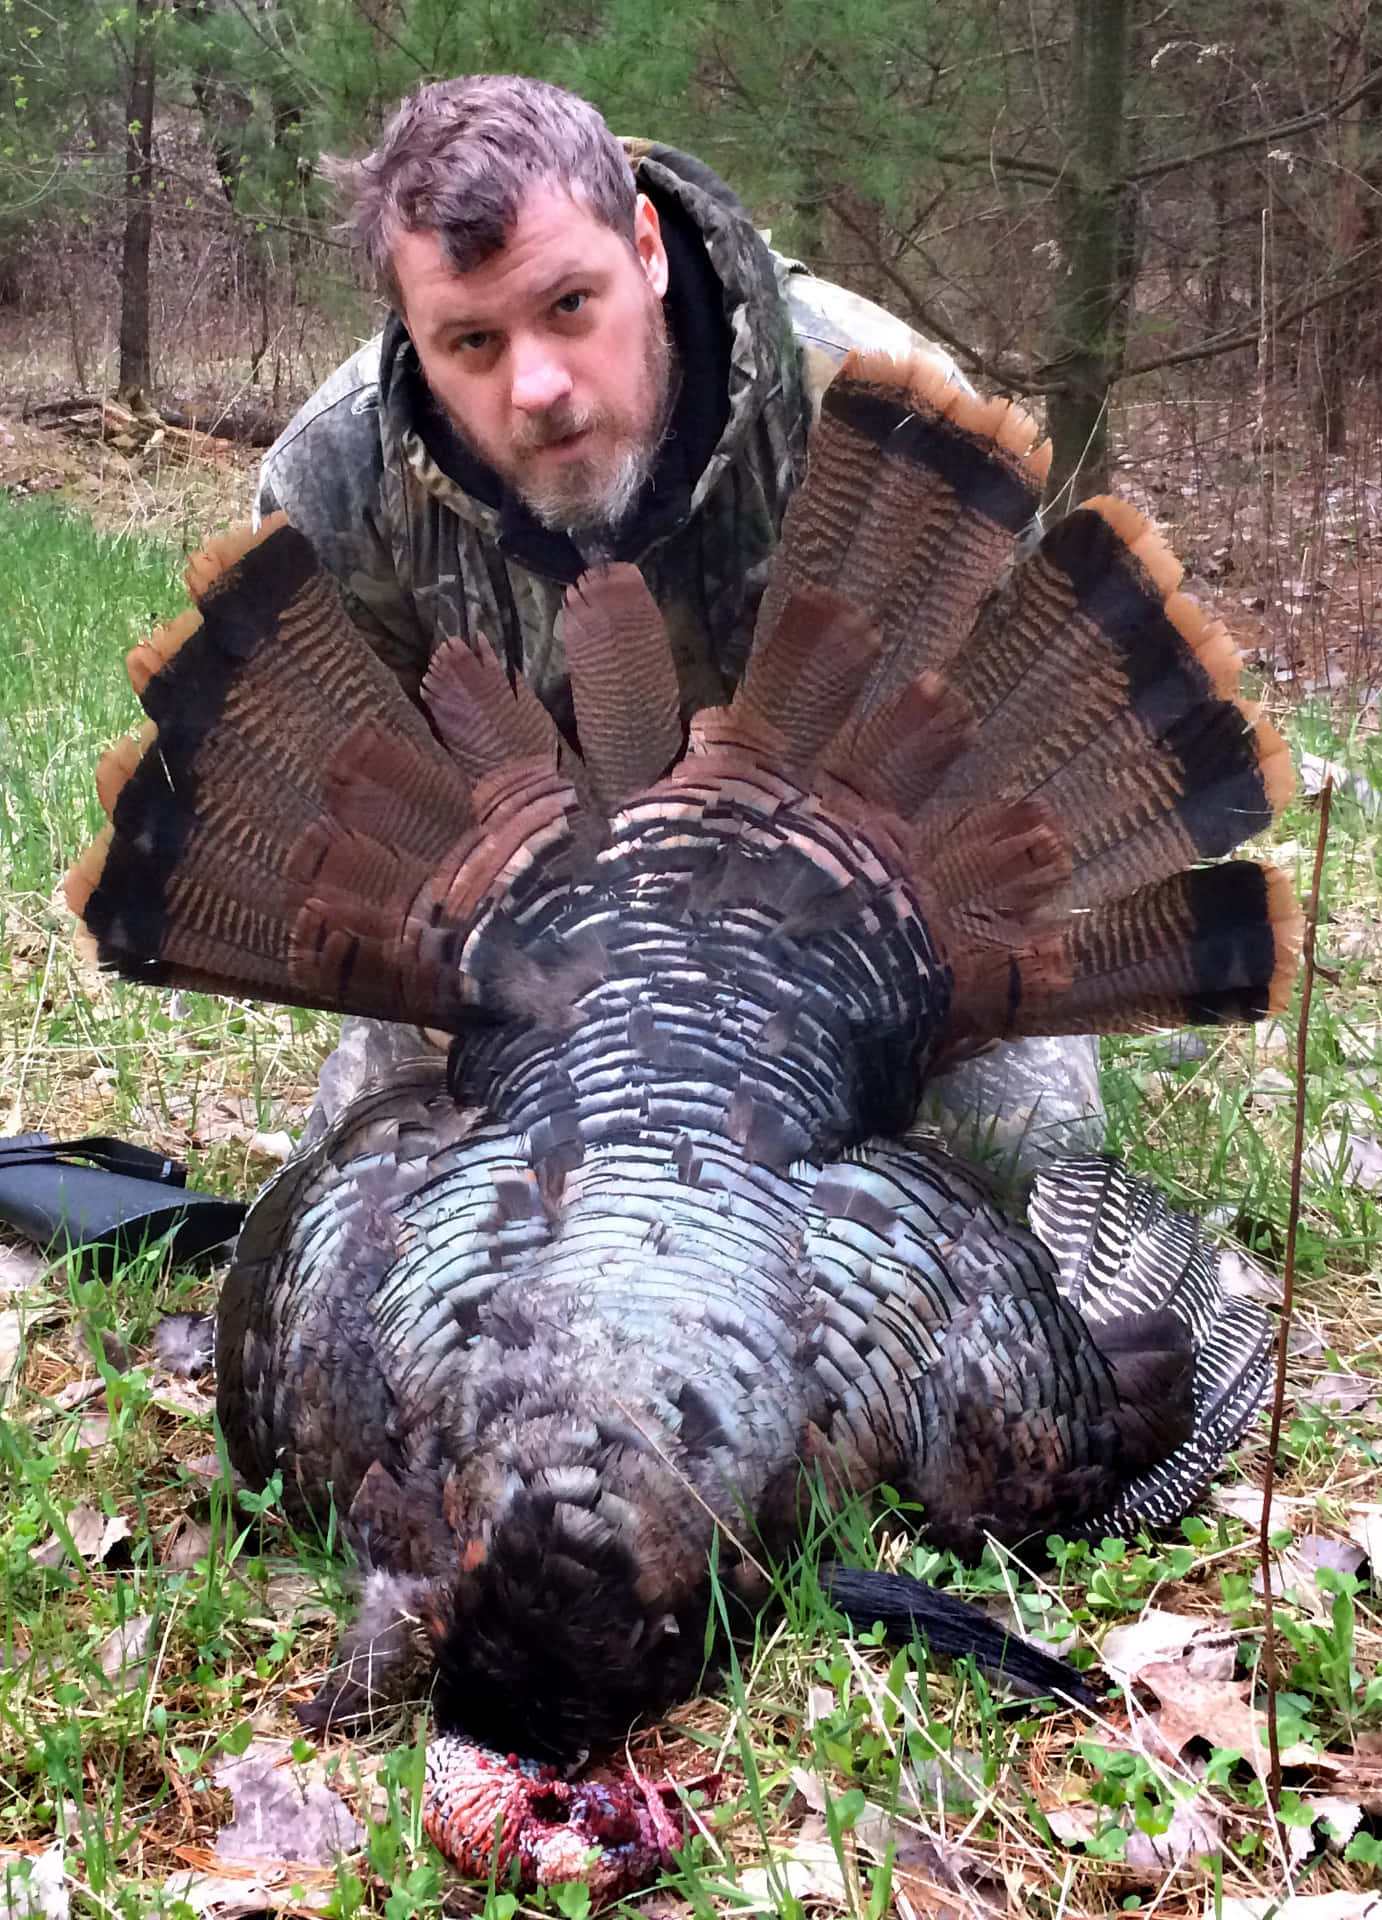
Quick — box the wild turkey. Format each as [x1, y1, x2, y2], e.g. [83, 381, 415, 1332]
[68, 354, 1296, 1889]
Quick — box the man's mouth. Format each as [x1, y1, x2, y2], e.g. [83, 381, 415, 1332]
[536, 426, 593, 460]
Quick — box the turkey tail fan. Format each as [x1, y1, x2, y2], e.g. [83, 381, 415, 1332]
[65, 517, 574, 1030]
[721, 350, 1299, 1049]
[1027, 1156, 1274, 1535]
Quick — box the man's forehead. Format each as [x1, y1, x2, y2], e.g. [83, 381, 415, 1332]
[394, 183, 623, 313]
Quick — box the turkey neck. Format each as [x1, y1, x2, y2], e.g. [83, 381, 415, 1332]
[448, 777, 954, 1174]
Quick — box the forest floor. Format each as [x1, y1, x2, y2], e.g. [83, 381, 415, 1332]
[0, 361, 1379, 1920]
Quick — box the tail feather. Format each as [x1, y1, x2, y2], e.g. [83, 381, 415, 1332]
[69, 520, 480, 1022]
[1007, 862, 1301, 1038]
[421, 631, 563, 787]
[556, 563, 683, 809]
[735, 586, 880, 772]
[757, 354, 1049, 707]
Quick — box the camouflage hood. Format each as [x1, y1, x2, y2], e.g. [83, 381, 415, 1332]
[259, 142, 809, 734]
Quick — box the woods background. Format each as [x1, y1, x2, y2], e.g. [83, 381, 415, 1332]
[1, 0, 1380, 679]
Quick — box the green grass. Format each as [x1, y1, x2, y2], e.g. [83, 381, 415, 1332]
[1, 492, 1379, 1917]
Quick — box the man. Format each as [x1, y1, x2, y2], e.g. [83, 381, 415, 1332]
[259, 74, 1101, 1178]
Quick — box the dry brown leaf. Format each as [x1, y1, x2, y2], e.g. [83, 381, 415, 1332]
[50, 1378, 106, 1413]
[736, 1819, 851, 1910]
[29, 1505, 130, 1569]
[1133, 1660, 1324, 1772]
[1347, 1504, 1382, 1570]
[1044, 1794, 1222, 1869]
[1255, 1534, 1368, 1615]
[1303, 1131, 1382, 1193]
[161, 1515, 217, 1571]
[1301, 1371, 1380, 1416]
[96, 1614, 154, 1686]
[149, 1376, 217, 1419]
[1326, 1751, 1382, 1813]
[859, 1817, 1006, 1918]
[1217, 1246, 1284, 1303]
[0, 1311, 24, 1401]
[72, 1412, 110, 1453]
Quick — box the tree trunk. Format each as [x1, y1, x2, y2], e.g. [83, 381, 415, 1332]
[117, 0, 157, 408]
[1311, 2, 1372, 454]
[1043, 0, 1133, 507]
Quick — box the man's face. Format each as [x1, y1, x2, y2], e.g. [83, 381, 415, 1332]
[393, 185, 674, 535]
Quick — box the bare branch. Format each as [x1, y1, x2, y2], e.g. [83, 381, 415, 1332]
[1128, 63, 1382, 185]
[1260, 775, 1332, 1820]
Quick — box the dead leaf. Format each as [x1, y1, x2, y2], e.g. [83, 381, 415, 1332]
[213, 1750, 363, 1866]
[1133, 1660, 1321, 1772]
[737, 1822, 850, 1910]
[0, 1845, 67, 1920]
[149, 1376, 217, 1419]
[50, 1379, 106, 1413]
[1303, 1131, 1382, 1192]
[1219, 1895, 1381, 1920]
[1044, 1793, 1221, 1868]
[1327, 1751, 1382, 1813]
[1100, 1610, 1236, 1687]
[1255, 1535, 1368, 1614]
[162, 1515, 216, 1571]
[180, 1452, 245, 1496]
[0, 1311, 23, 1401]
[73, 1413, 110, 1453]
[96, 1614, 153, 1686]
[0, 1243, 45, 1300]
[1346, 1504, 1382, 1571]
[853, 1806, 1005, 1915]
[1298, 751, 1382, 816]
[262, 1565, 335, 1625]
[1302, 1372, 1379, 1416]
[161, 1867, 333, 1917]
[1285, 1795, 1364, 1867]
[29, 1506, 130, 1569]
[1217, 1246, 1284, 1303]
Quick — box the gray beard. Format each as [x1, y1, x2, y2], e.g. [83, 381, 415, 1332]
[525, 331, 680, 541]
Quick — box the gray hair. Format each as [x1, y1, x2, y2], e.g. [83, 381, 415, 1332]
[326, 75, 638, 302]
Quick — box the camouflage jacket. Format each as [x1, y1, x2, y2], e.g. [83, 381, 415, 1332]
[257, 141, 963, 733]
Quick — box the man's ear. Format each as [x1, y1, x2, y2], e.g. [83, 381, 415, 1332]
[633, 195, 669, 300]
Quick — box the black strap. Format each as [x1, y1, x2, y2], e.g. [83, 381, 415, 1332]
[0, 1133, 186, 1186]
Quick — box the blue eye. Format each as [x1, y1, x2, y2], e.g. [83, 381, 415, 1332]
[457, 331, 491, 352]
[554, 291, 587, 315]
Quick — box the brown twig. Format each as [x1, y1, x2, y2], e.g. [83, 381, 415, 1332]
[1260, 774, 1332, 1817]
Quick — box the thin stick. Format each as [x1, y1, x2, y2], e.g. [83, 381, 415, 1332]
[1260, 776, 1332, 1813]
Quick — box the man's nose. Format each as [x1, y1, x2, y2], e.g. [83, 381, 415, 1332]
[509, 337, 572, 413]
